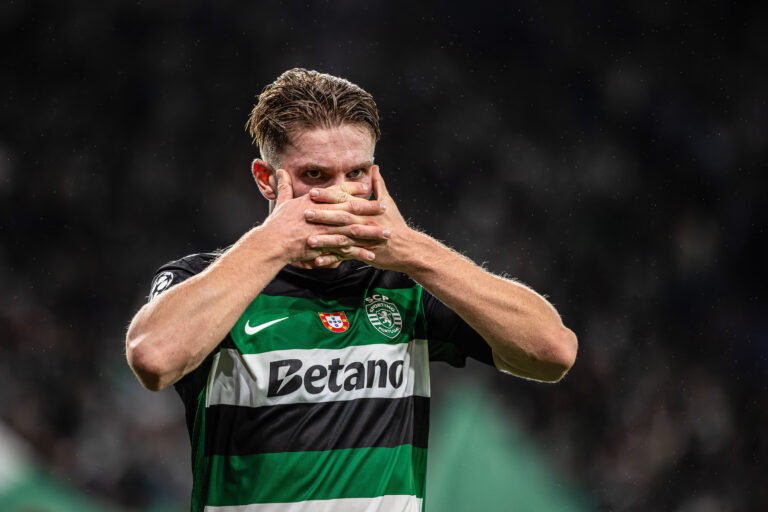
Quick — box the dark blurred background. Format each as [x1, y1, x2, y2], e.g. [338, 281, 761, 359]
[1, 1, 766, 511]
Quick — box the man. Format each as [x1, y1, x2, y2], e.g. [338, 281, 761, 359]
[126, 68, 577, 512]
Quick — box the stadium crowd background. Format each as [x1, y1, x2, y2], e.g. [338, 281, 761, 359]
[1, 1, 765, 510]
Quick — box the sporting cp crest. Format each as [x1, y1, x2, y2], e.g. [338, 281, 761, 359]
[318, 312, 350, 333]
[365, 294, 403, 339]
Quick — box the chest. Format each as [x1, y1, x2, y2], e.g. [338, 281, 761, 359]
[206, 289, 429, 409]
[229, 289, 421, 354]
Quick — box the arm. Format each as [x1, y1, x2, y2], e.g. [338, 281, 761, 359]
[306, 166, 577, 382]
[125, 171, 387, 391]
[399, 233, 577, 382]
[126, 226, 285, 391]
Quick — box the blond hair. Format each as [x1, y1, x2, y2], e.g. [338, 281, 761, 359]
[246, 68, 380, 165]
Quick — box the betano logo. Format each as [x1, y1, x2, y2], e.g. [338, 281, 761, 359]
[268, 357, 405, 397]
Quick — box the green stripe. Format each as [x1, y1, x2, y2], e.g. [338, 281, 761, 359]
[231, 287, 423, 355]
[206, 445, 428, 506]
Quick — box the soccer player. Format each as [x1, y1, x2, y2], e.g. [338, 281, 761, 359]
[125, 68, 577, 512]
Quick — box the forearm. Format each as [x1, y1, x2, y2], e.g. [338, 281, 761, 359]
[126, 224, 287, 390]
[402, 231, 577, 382]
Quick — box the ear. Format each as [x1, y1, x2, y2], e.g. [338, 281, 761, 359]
[252, 159, 277, 200]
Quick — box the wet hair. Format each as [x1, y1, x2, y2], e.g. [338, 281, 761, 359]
[246, 68, 380, 165]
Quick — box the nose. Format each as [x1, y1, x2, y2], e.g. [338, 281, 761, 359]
[327, 173, 346, 187]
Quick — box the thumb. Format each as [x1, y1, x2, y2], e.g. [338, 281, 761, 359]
[371, 165, 389, 201]
[274, 169, 293, 205]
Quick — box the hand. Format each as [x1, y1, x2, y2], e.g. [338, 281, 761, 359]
[302, 179, 392, 265]
[304, 166, 414, 270]
[262, 170, 389, 265]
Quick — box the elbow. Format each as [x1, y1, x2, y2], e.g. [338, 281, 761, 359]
[125, 330, 174, 392]
[540, 326, 578, 382]
[494, 326, 578, 383]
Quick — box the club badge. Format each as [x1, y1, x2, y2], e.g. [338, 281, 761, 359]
[318, 312, 350, 333]
[365, 294, 402, 339]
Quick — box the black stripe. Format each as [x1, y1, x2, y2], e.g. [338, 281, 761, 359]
[263, 261, 418, 300]
[204, 396, 430, 456]
[155, 254, 418, 301]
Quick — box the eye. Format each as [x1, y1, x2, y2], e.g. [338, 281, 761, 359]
[347, 169, 364, 179]
[304, 169, 323, 179]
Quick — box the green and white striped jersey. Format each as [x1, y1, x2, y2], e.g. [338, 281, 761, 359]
[149, 254, 494, 512]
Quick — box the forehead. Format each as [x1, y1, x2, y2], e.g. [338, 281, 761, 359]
[280, 124, 375, 169]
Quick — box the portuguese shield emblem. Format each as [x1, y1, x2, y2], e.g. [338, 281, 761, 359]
[318, 312, 350, 333]
[365, 294, 402, 338]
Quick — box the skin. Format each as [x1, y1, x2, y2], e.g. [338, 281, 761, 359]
[252, 124, 387, 268]
[125, 123, 577, 391]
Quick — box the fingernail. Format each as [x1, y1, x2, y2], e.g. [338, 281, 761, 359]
[310, 189, 319, 198]
[366, 251, 376, 261]
[308, 237, 317, 247]
[317, 257, 325, 265]
[379, 202, 387, 210]
[305, 210, 316, 219]
[382, 229, 391, 238]
[362, 184, 369, 192]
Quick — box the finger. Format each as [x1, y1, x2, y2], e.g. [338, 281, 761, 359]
[371, 165, 390, 201]
[315, 247, 376, 266]
[331, 224, 391, 241]
[305, 209, 356, 226]
[304, 202, 385, 224]
[290, 248, 325, 264]
[338, 181, 370, 197]
[308, 182, 371, 204]
[308, 187, 349, 204]
[299, 249, 325, 261]
[314, 253, 341, 267]
[307, 234, 355, 250]
[307, 233, 382, 251]
[274, 170, 294, 206]
[345, 198, 387, 216]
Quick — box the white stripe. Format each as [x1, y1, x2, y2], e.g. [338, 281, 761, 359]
[204, 494, 422, 512]
[206, 339, 430, 408]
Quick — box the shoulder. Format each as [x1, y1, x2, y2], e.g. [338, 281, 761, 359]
[148, 251, 222, 302]
[156, 251, 222, 275]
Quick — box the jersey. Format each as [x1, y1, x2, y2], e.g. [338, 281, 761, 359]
[148, 253, 495, 512]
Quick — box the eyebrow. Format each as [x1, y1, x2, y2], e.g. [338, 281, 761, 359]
[296, 161, 373, 172]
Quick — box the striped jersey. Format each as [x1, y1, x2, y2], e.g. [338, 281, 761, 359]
[149, 254, 494, 512]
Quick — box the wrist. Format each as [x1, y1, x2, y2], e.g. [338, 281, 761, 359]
[243, 223, 294, 267]
[394, 229, 442, 276]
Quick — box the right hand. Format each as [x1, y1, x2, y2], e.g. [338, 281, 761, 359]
[262, 170, 389, 265]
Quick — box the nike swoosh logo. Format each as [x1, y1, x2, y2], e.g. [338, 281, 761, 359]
[244, 317, 289, 336]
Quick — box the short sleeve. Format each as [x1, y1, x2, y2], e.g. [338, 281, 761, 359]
[146, 253, 220, 303]
[143, 253, 221, 431]
[422, 289, 494, 367]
